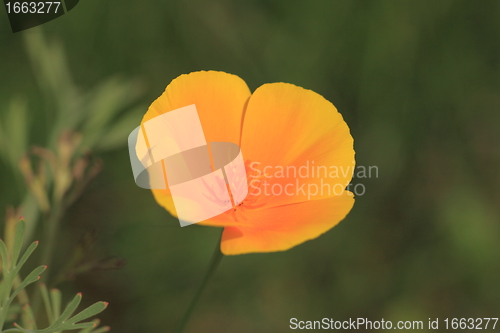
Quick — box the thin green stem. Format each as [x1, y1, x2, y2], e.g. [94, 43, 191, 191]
[174, 230, 224, 333]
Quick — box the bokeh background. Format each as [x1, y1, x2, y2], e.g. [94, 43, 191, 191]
[1, 0, 500, 332]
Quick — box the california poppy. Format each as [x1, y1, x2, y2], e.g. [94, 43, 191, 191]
[141, 71, 355, 255]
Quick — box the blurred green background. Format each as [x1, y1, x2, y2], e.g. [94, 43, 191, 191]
[1, 0, 500, 332]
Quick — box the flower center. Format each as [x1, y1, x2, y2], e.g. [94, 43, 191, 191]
[229, 160, 270, 221]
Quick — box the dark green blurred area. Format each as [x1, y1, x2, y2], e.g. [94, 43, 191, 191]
[1, 0, 500, 332]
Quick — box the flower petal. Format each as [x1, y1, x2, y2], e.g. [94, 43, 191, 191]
[240, 83, 355, 207]
[219, 191, 355, 255]
[143, 71, 251, 215]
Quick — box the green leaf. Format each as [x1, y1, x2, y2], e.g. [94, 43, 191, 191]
[11, 324, 34, 333]
[21, 303, 38, 330]
[12, 296, 108, 333]
[40, 283, 54, 324]
[95, 106, 145, 151]
[51, 293, 82, 327]
[11, 265, 47, 300]
[0, 240, 9, 274]
[11, 241, 39, 278]
[77, 319, 100, 333]
[5, 98, 29, 169]
[6, 303, 22, 322]
[66, 302, 108, 325]
[84, 78, 140, 132]
[50, 288, 62, 319]
[0, 97, 29, 172]
[90, 326, 111, 333]
[65, 322, 96, 330]
[82, 78, 142, 150]
[11, 220, 27, 268]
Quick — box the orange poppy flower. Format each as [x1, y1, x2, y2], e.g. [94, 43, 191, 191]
[141, 71, 355, 255]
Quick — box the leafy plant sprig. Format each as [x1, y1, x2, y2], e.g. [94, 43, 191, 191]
[0, 219, 109, 333]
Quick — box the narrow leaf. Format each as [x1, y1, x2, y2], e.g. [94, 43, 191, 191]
[66, 302, 108, 325]
[11, 220, 26, 268]
[77, 319, 100, 333]
[91, 326, 111, 333]
[52, 293, 82, 326]
[13, 322, 36, 332]
[66, 322, 97, 330]
[50, 288, 62, 319]
[21, 303, 38, 330]
[11, 265, 47, 300]
[95, 106, 144, 151]
[0, 240, 9, 274]
[40, 283, 54, 324]
[12, 241, 39, 277]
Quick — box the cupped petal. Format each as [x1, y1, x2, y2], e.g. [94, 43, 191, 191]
[143, 71, 251, 215]
[240, 83, 355, 208]
[219, 191, 355, 255]
[142, 70, 251, 144]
